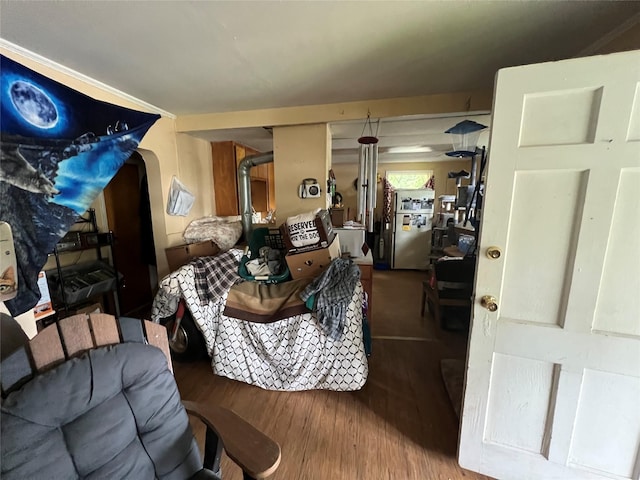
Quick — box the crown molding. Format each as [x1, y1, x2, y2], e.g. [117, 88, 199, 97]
[0, 38, 175, 119]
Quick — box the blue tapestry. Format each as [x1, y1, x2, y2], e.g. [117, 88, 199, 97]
[0, 55, 160, 316]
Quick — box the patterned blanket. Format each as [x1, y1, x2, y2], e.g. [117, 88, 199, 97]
[151, 251, 368, 391]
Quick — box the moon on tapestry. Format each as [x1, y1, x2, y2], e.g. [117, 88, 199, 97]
[10, 80, 59, 129]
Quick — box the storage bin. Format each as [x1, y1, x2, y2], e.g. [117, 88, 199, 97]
[46, 260, 121, 306]
[238, 228, 290, 284]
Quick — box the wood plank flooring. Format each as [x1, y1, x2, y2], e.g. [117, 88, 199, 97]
[173, 269, 488, 480]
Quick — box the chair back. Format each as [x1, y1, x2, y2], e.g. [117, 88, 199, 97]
[1, 314, 202, 480]
[1, 313, 170, 397]
[434, 256, 476, 284]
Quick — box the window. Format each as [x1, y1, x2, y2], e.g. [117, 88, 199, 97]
[385, 170, 433, 189]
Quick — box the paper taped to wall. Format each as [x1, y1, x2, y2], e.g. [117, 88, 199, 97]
[166, 176, 195, 216]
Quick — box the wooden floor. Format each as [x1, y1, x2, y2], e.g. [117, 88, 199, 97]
[174, 269, 488, 480]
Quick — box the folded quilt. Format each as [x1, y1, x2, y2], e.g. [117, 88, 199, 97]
[223, 278, 312, 323]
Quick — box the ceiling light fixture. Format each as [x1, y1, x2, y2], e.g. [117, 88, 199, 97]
[385, 145, 433, 154]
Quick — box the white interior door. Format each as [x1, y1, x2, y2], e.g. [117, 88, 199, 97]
[459, 50, 640, 480]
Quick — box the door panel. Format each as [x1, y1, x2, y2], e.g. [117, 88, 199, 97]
[501, 170, 587, 326]
[104, 161, 153, 316]
[484, 354, 556, 455]
[459, 51, 640, 480]
[593, 169, 640, 336]
[569, 370, 640, 477]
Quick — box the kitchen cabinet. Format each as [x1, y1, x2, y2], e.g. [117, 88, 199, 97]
[212, 141, 274, 217]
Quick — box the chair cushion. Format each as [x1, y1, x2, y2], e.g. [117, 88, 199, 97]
[1, 343, 202, 480]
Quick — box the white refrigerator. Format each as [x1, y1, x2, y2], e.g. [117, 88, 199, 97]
[391, 189, 435, 270]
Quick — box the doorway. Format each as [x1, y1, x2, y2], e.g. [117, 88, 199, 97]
[103, 152, 157, 317]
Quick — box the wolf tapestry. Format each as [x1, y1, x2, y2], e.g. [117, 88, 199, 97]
[0, 55, 160, 316]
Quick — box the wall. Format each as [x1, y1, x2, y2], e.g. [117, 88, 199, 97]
[331, 158, 473, 223]
[172, 133, 215, 242]
[273, 123, 331, 223]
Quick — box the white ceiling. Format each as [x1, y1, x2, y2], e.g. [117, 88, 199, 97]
[1, 1, 638, 163]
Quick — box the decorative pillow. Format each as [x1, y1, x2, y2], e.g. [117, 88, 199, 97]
[286, 209, 321, 248]
[183, 216, 243, 251]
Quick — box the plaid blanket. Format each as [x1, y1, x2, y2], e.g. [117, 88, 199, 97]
[300, 257, 360, 340]
[192, 251, 243, 304]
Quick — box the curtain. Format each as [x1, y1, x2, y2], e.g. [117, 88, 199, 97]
[382, 177, 393, 225]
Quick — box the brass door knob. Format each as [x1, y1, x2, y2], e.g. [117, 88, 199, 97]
[486, 247, 502, 259]
[480, 295, 498, 312]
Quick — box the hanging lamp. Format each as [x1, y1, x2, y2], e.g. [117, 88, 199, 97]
[444, 120, 487, 158]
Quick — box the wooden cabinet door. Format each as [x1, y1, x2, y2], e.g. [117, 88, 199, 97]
[234, 144, 246, 166]
[244, 145, 268, 180]
[212, 141, 274, 216]
[267, 162, 275, 213]
[257, 164, 269, 180]
[212, 141, 240, 216]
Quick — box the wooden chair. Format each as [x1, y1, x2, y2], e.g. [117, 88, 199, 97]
[421, 257, 475, 330]
[1, 313, 280, 480]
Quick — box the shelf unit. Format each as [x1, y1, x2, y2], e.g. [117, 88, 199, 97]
[48, 209, 121, 321]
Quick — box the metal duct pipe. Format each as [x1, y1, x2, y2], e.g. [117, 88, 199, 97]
[238, 151, 274, 240]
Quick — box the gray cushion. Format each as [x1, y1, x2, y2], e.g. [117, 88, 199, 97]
[1, 343, 202, 479]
